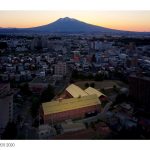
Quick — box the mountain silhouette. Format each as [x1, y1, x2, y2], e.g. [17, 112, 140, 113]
[0, 17, 149, 34]
[28, 17, 116, 33]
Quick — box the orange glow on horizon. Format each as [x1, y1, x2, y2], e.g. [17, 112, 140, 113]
[0, 11, 150, 32]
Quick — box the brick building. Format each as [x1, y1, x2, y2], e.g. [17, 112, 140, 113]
[64, 84, 88, 99]
[42, 94, 101, 124]
[64, 84, 107, 101]
[85, 87, 107, 102]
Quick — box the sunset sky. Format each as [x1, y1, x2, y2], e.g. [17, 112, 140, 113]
[0, 11, 150, 32]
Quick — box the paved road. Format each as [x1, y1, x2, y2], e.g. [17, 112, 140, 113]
[75, 113, 107, 124]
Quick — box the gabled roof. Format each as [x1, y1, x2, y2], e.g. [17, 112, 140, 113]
[42, 94, 100, 115]
[85, 87, 106, 98]
[66, 84, 88, 98]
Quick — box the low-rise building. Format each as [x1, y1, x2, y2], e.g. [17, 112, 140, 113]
[42, 94, 101, 124]
[38, 124, 56, 139]
[61, 122, 86, 134]
[84, 86, 107, 101]
[65, 84, 88, 98]
[29, 76, 56, 95]
[54, 62, 67, 77]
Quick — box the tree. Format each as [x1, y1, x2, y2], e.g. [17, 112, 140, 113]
[40, 84, 55, 103]
[20, 83, 32, 96]
[88, 73, 94, 80]
[92, 54, 96, 63]
[90, 122, 96, 131]
[85, 82, 89, 88]
[114, 93, 128, 105]
[90, 82, 95, 88]
[70, 79, 74, 84]
[94, 74, 104, 81]
[85, 122, 89, 129]
[1, 122, 17, 139]
[0, 42, 7, 49]
[30, 97, 40, 118]
[113, 85, 119, 93]
[71, 69, 79, 79]
[101, 88, 105, 93]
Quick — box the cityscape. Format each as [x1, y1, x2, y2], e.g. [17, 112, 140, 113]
[0, 12, 150, 140]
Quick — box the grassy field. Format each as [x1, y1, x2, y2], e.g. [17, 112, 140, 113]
[75, 80, 127, 90]
[75, 80, 128, 97]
